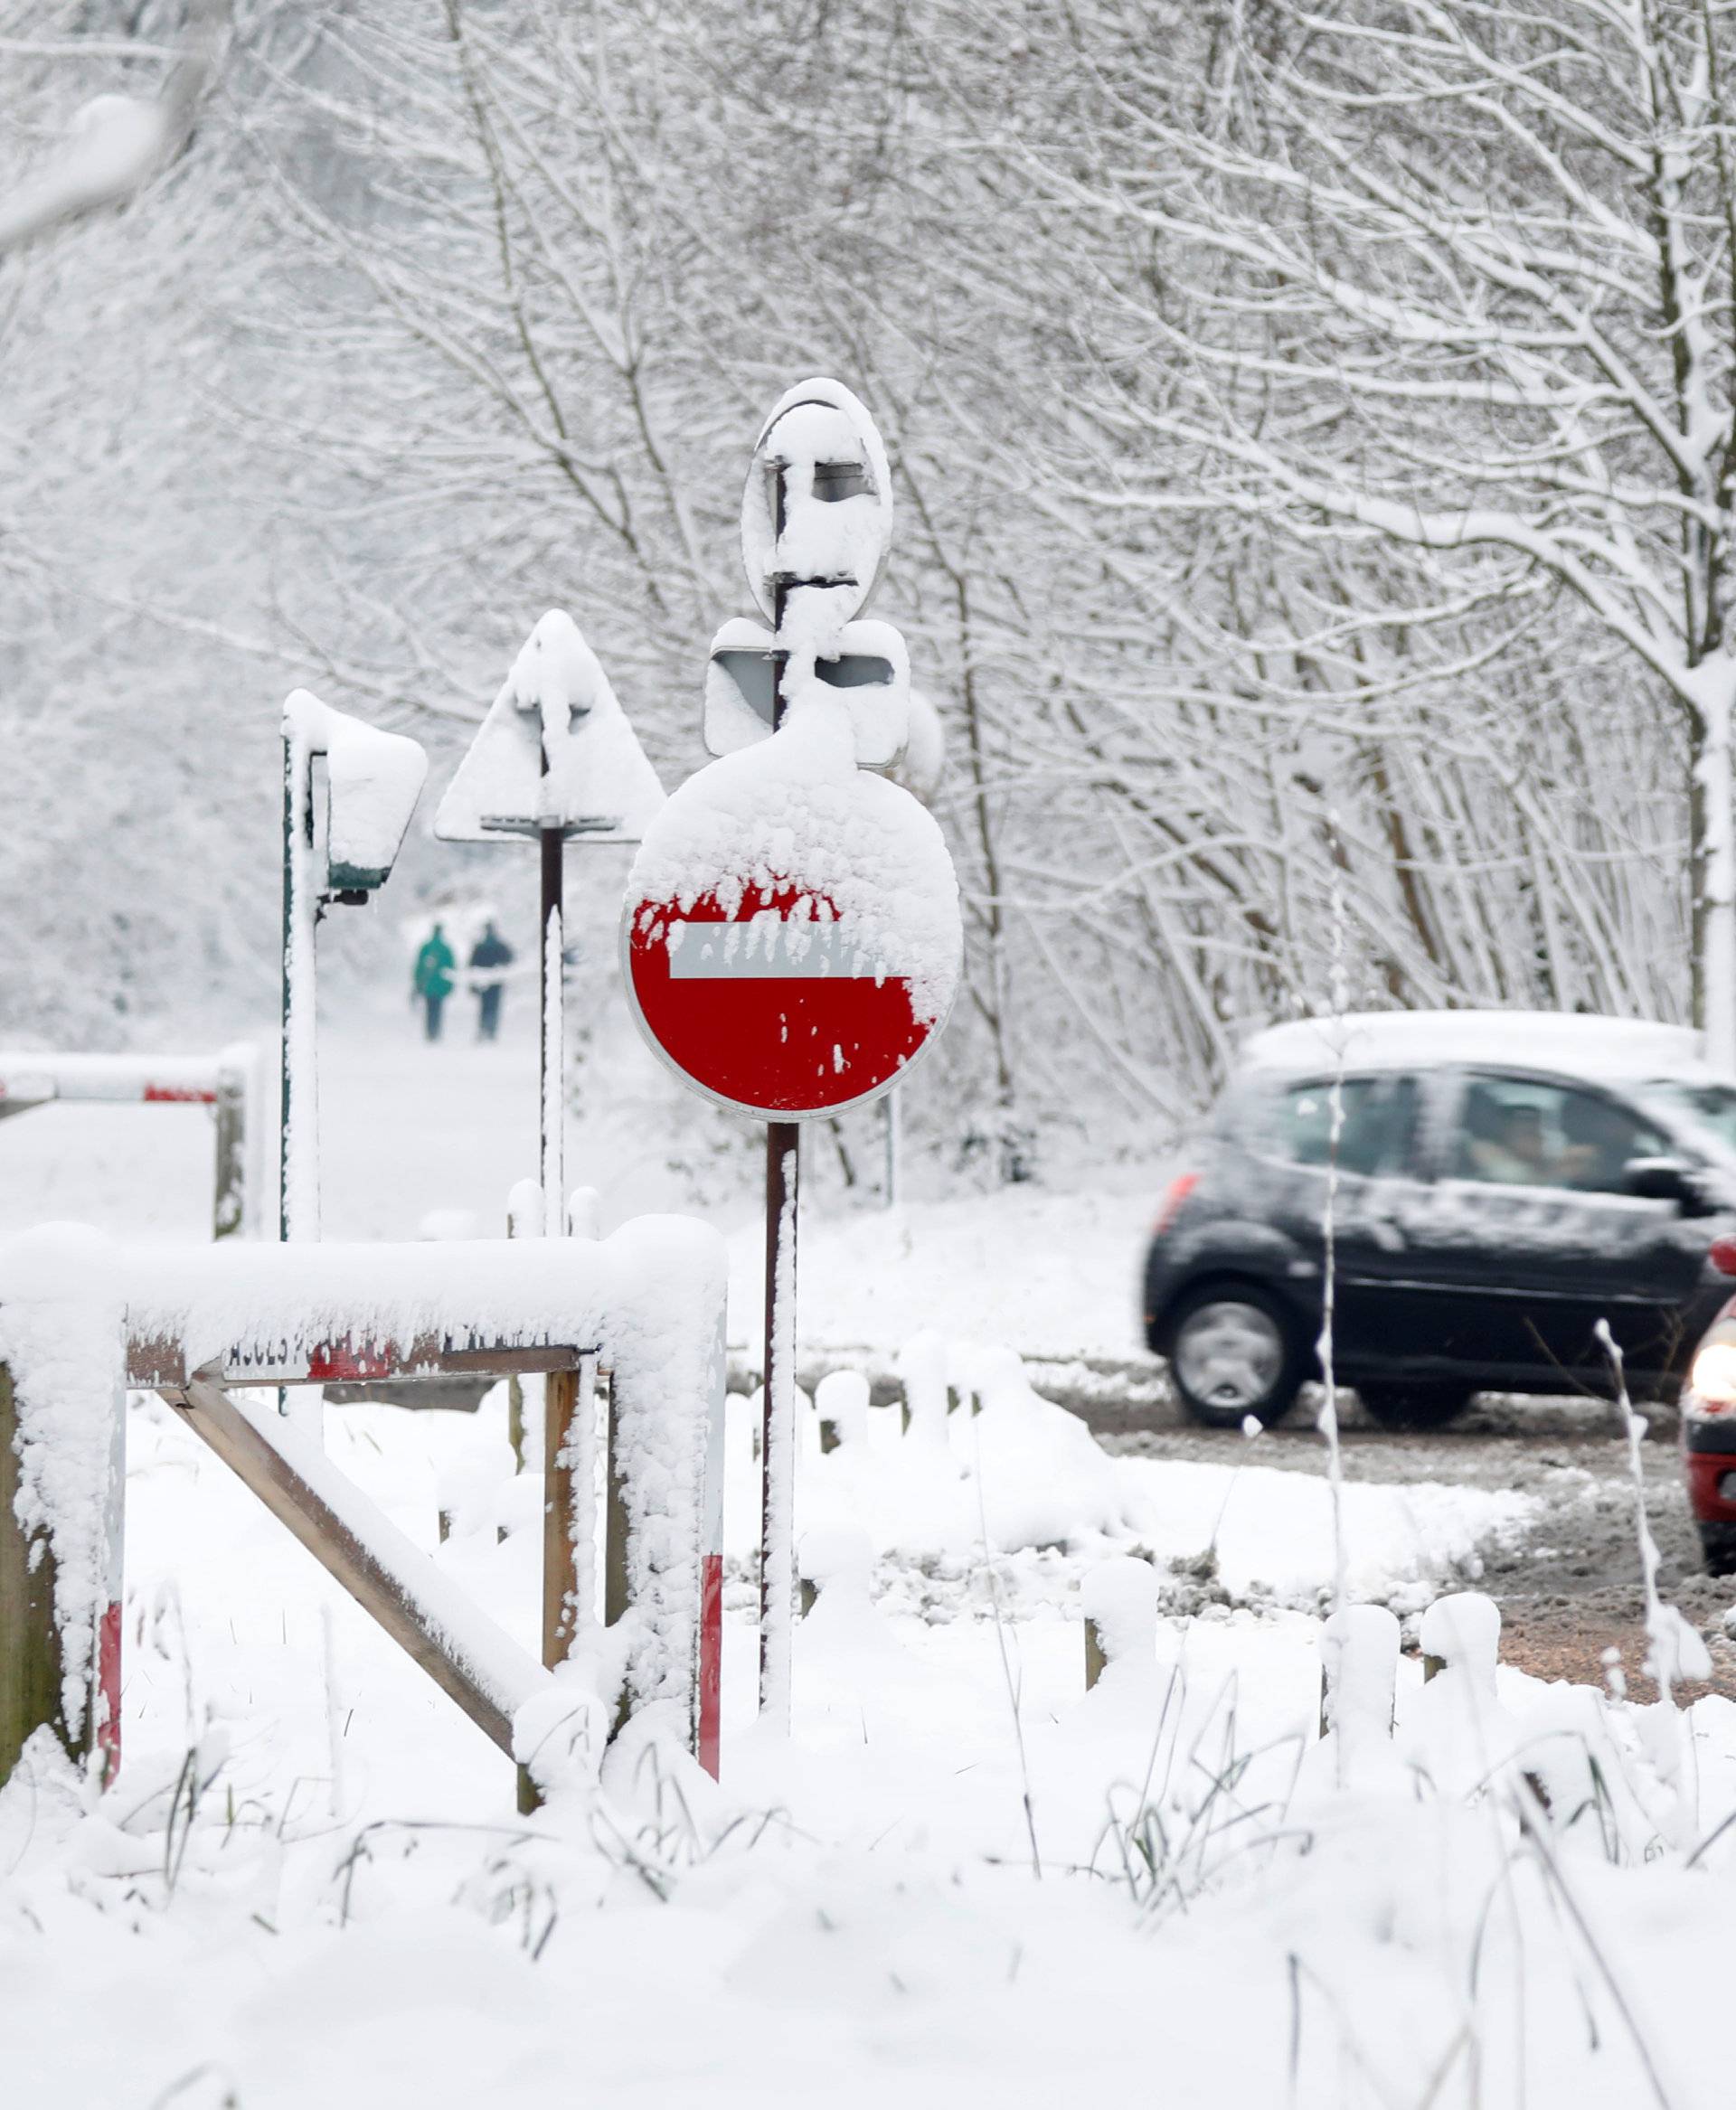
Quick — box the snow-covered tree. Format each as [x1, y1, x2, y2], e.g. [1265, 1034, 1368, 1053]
[1021, 0, 1736, 1062]
[3, 0, 1722, 1153]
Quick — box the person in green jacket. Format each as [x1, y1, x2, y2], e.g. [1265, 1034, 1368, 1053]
[412, 922, 456, 1041]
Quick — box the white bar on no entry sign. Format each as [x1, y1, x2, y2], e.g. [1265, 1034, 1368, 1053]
[667, 919, 891, 981]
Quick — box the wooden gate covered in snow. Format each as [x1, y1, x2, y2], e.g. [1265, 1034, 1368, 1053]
[0, 1222, 725, 1807]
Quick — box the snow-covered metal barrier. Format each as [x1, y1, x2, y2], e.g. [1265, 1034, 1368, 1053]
[0, 1044, 264, 1239]
[0, 1218, 726, 1800]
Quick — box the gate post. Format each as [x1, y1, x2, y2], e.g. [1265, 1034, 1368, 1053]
[530, 1227, 727, 1789]
[541, 1362, 590, 1668]
[0, 1361, 60, 1783]
[0, 1354, 126, 1788]
[606, 1291, 727, 1770]
[212, 1058, 249, 1241]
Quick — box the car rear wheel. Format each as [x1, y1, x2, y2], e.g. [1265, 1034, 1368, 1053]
[1699, 1522, 1736, 1577]
[1167, 1285, 1304, 1430]
[1355, 1381, 1473, 1431]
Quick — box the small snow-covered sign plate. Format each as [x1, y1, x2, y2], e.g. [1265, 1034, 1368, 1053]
[741, 378, 892, 649]
[621, 698, 960, 1119]
[436, 610, 665, 843]
[703, 615, 910, 768]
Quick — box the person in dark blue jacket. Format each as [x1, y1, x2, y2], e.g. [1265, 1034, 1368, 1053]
[468, 920, 515, 1041]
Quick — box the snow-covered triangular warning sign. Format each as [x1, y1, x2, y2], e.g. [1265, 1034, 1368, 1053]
[434, 610, 665, 843]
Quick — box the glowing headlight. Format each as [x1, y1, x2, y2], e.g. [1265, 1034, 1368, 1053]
[1690, 1339, 1736, 1408]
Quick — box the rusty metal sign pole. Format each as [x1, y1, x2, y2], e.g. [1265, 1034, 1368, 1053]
[761, 1120, 798, 1715]
[539, 810, 565, 1239]
[760, 476, 801, 1723]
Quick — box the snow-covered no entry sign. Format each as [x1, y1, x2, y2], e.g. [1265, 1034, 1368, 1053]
[623, 701, 961, 1120]
[629, 374, 958, 1728]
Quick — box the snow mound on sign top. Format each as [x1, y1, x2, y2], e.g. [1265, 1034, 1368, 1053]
[437, 609, 665, 843]
[627, 695, 961, 1027]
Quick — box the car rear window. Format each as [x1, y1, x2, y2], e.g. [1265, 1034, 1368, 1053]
[1273, 1075, 1416, 1177]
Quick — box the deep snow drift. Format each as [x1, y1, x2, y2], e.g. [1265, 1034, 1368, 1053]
[5, 1021, 1736, 2109]
[3, 1363, 1731, 2109]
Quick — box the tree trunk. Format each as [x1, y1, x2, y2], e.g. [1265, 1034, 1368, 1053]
[1691, 684, 1736, 1072]
[952, 573, 1028, 1181]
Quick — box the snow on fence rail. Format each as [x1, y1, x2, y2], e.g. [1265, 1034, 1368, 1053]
[0, 1043, 264, 1240]
[0, 1217, 726, 1804]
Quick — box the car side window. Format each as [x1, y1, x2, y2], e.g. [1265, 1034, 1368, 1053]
[1274, 1075, 1416, 1177]
[1452, 1074, 1668, 1194]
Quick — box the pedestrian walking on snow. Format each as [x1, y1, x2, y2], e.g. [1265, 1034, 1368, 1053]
[468, 919, 514, 1042]
[413, 923, 456, 1042]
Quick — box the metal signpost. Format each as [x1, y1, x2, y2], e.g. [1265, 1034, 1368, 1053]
[280, 691, 427, 1244]
[622, 379, 962, 1723]
[435, 611, 665, 1237]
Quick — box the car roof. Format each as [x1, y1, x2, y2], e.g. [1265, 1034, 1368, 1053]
[1239, 1010, 1719, 1087]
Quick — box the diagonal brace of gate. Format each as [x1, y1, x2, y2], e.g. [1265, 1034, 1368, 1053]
[161, 1371, 554, 1753]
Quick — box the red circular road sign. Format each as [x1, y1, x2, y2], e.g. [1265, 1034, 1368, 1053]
[626, 880, 947, 1119]
[622, 724, 960, 1120]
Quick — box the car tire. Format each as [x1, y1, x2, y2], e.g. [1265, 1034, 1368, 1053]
[1355, 1381, 1473, 1432]
[1699, 1522, 1736, 1577]
[1165, 1283, 1306, 1430]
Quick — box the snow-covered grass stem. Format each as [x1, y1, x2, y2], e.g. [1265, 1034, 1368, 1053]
[1597, 1320, 1710, 1720]
[1511, 1777, 1678, 2110]
[970, 1423, 1043, 1879]
[1316, 822, 1351, 1631]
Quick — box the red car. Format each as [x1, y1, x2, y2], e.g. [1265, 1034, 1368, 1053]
[1682, 1235, 1736, 1572]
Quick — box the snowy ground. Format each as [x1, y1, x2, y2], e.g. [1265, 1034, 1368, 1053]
[4, 1379, 1733, 2108]
[7, 1006, 1736, 2106]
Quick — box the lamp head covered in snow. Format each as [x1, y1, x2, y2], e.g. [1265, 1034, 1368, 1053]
[282, 689, 427, 897]
[705, 379, 910, 772]
[622, 378, 961, 1122]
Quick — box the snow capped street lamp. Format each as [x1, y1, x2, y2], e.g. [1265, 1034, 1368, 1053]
[280, 691, 427, 1245]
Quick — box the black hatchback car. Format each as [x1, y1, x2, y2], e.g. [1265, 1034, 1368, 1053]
[1143, 1013, 1736, 1429]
